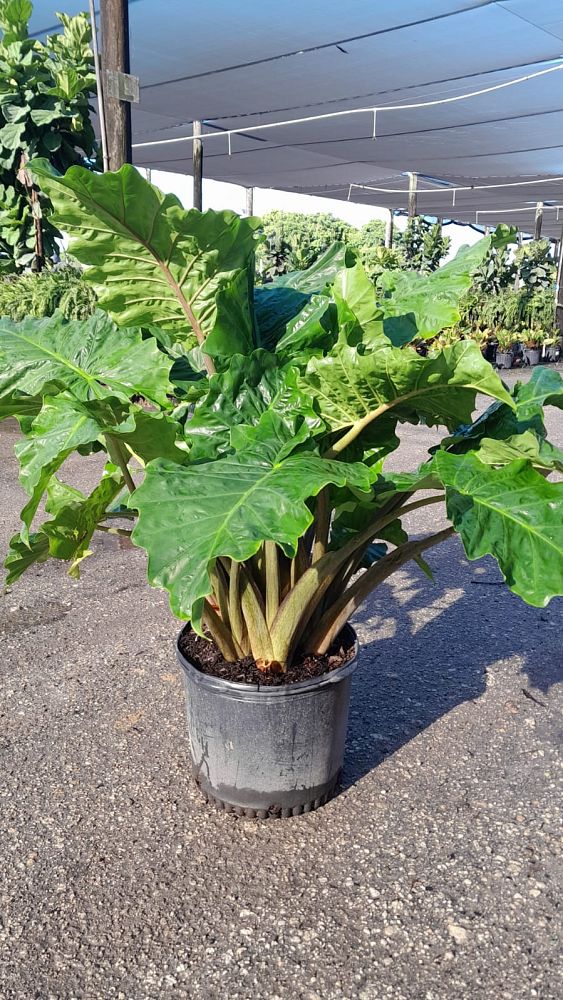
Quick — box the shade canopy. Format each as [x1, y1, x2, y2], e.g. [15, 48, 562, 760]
[30, 1, 563, 235]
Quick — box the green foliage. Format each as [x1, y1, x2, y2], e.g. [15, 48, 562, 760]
[402, 217, 450, 272]
[256, 210, 386, 282]
[0, 1, 97, 270]
[515, 239, 555, 291]
[1, 165, 561, 673]
[0, 264, 96, 319]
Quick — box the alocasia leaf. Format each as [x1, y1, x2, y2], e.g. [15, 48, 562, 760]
[31, 160, 261, 357]
[254, 243, 352, 350]
[511, 366, 563, 420]
[15, 393, 108, 539]
[41, 469, 124, 576]
[300, 340, 513, 445]
[0, 311, 172, 405]
[440, 366, 563, 454]
[378, 239, 490, 342]
[185, 350, 320, 462]
[272, 242, 352, 292]
[131, 444, 370, 626]
[4, 532, 50, 585]
[434, 451, 563, 607]
[475, 432, 563, 472]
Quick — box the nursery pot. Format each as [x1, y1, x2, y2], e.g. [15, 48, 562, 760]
[496, 350, 513, 369]
[524, 347, 541, 366]
[176, 624, 359, 819]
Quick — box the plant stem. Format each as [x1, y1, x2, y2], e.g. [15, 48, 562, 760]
[312, 487, 331, 562]
[226, 559, 247, 655]
[324, 403, 391, 458]
[203, 600, 238, 661]
[264, 541, 280, 627]
[95, 524, 132, 537]
[307, 526, 455, 654]
[105, 434, 136, 493]
[239, 565, 276, 669]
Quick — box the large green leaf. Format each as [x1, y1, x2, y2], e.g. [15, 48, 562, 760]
[15, 393, 107, 539]
[512, 367, 563, 420]
[275, 293, 334, 358]
[184, 350, 320, 462]
[4, 531, 50, 585]
[434, 451, 563, 607]
[0, 311, 172, 405]
[476, 432, 563, 472]
[31, 160, 261, 356]
[254, 243, 351, 350]
[332, 260, 385, 348]
[272, 242, 352, 292]
[378, 239, 490, 342]
[131, 444, 370, 625]
[300, 340, 514, 445]
[41, 470, 124, 575]
[440, 367, 563, 455]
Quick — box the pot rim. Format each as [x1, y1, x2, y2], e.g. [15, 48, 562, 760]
[176, 622, 359, 698]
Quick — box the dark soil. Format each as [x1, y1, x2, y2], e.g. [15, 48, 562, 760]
[178, 625, 356, 687]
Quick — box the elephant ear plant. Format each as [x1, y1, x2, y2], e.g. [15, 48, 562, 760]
[1, 162, 563, 677]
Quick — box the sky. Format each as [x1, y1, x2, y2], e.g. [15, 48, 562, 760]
[149, 170, 482, 259]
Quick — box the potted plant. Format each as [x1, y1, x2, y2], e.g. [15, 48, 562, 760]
[495, 328, 516, 368]
[1, 163, 562, 818]
[523, 328, 557, 366]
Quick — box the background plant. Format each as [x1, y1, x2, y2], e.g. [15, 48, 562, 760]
[1, 164, 561, 674]
[0, 0, 97, 271]
[401, 217, 451, 272]
[0, 263, 97, 319]
[256, 211, 386, 281]
[515, 239, 555, 291]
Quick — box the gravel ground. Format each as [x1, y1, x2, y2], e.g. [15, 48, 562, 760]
[0, 368, 562, 999]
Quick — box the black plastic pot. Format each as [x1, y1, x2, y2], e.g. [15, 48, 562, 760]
[176, 625, 359, 819]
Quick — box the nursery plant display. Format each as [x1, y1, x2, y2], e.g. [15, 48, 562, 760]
[0, 1, 97, 272]
[1, 163, 562, 817]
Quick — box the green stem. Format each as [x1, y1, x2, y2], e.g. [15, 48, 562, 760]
[324, 403, 392, 458]
[264, 541, 280, 628]
[95, 524, 132, 537]
[307, 526, 455, 655]
[105, 434, 136, 493]
[203, 600, 238, 661]
[312, 487, 331, 562]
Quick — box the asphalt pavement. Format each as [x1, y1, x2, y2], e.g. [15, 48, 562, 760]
[0, 368, 561, 999]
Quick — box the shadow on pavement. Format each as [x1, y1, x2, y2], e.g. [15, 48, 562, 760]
[342, 541, 562, 788]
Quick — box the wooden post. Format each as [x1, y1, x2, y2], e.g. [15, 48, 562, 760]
[385, 209, 394, 248]
[193, 120, 203, 210]
[407, 172, 418, 218]
[99, 0, 132, 170]
[245, 186, 254, 216]
[534, 202, 543, 241]
[556, 224, 563, 339]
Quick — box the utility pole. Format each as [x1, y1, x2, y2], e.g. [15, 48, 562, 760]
[99, 0, 132, 169]
[407, 172, 418, 218]
[193, 120, 203, 210]
[534, 201, 543, 240]
[245, 186, 254, 217]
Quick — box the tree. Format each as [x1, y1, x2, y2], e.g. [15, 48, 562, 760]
[0, 1, 97, 271]
[257, 211, 359, 280]
[515, 239, 555, 291]
[401, 217, 450, 272]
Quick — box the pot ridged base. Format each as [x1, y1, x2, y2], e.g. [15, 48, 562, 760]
[194, 767, 342, 819]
